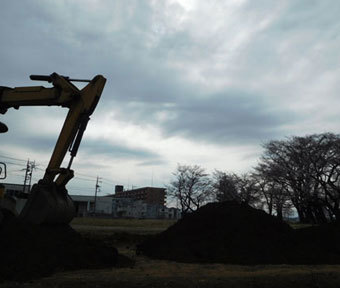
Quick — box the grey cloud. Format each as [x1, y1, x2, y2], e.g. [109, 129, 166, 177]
[164, 95, 281, 143]
[1, 0, 340, 162]
[238, 1, 340, 71]
[272, 1, 340, 32]
[1, 134, 56, 154]
[110, 88, 297, 145]
[81, 139, 162, 161]
[1, 132, 165, 164]
[0, 107, 67, 155]
[136, 159, 167, 166]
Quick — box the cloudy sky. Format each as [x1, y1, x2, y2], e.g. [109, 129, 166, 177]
[1, 0, 340, 198]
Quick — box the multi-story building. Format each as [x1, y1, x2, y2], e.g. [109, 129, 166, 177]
[112, 186, 166, 206]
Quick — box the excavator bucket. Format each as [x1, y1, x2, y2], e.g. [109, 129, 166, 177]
[19, 183, 75, 225]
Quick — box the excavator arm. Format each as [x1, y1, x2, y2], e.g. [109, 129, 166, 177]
[0, 74, 78, 111]
[0, 73, 106, 224]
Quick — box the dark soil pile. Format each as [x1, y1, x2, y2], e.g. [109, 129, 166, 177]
[0, 209, 119, 282]
[138, 201, 293, 264]
[138, 201, 340, 265]
[289, 221, 340, 264]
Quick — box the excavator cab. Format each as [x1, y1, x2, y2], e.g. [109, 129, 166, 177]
[0, 73, 106, 225]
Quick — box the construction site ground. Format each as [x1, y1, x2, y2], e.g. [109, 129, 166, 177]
[1, 218, 340, 288]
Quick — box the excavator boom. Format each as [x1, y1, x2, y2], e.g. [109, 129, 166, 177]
[0, 73, 106, 224]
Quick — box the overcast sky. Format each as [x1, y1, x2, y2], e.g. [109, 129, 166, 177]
[1, 0, 340, 198]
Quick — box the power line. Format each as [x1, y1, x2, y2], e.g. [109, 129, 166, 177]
[102, 179, 115, 185]
[0, 154, 47, 169]
[68, 187, 94, 191]
[75, 172, 97, 179]
[35, 167, 45, 171]
[74, 172, 115, 184]
[74, 174, 115, 187]
[1, 154, 118, 190]
[11, 168, 26, 172]
[74, 176, 96, 182]
[1, 155, 116, 183]
[0, 154, 27, 162]
[3, 161, 26, 167]
[68, 184, 94, 189]
[7, 172, 25, 177]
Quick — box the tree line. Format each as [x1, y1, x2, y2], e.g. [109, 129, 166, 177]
[167, 132, 340, 224]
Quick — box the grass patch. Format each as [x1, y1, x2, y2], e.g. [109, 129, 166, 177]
[71, 217, 177, 235]
[71, 217, 176, 228]
[288, 222, 316, 229]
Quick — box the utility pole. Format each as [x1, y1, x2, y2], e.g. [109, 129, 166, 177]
[23, 159, 30, 193]
[23, 160, 35, 194]
[28, 161, 35, 192]
[94, 176, 101, 215]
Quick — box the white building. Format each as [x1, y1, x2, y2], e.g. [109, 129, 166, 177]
[70, 195, 113, 216]
[0, 183, 29, 214]
[111, 197, 181, 219]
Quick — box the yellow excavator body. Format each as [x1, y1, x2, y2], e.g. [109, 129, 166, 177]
[0, 73, 106, 224]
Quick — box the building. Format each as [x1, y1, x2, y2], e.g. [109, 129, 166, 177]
[112, 186, 166, 205]
[111, 197, 181, 219]
[71, 195, 181, 219]
[113, 198, 149, 218]
[168, 207, 182, 219]
[70, 195, 113, 217]
[1, 183, 30, 197]
[0, 183, 30, 214]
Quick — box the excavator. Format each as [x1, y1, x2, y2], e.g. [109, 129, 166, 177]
[0, 72, 106, 225]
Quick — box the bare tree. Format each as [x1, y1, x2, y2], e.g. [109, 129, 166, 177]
[212, 170, 239, 202]
[258, 133, 340, 223]
[237, 173, 261, 207]
[307, 133, 340, 221]
[212, 170, 261, 208]
[167, 164, 212, 214]
[253, 164, 292, 220]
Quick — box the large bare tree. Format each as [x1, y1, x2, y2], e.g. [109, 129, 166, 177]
[257, 133, 340, 223]
[253, 163, 292, 220]
[167, 164, 212, 214]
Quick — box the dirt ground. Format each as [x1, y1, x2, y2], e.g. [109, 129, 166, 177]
[1, 218, 340, 288]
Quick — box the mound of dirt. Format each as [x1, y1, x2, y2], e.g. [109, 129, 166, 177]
[0, 209, 119, 282]
[289, 221, 340, 264]
[138, 201, 340, 265]
[138, 201, 293, 264]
